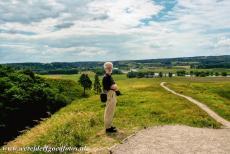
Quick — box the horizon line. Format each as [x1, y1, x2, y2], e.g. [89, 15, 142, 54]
[1, 54, 229, 65]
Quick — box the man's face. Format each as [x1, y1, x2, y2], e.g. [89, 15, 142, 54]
[105, 65, 113, 74]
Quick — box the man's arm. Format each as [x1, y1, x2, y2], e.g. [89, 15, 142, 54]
[110, 77, 118, 91]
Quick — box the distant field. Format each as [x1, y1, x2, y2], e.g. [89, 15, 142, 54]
[139, 67, 230, 74]
[3, 74, 226, 151]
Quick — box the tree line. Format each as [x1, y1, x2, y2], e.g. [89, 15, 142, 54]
[127, 70, 228, 78]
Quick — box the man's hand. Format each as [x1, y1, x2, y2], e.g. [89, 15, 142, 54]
[111, 84, 118, 91]
[115, 90, 121, 96]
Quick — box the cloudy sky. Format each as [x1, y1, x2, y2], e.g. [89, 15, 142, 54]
[0, 0, 230, 63]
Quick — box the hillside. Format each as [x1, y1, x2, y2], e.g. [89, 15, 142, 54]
[0, 66, 82, 146]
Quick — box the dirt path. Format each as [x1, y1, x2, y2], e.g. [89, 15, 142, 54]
[160, 82, 230, 128]
[110, 125, 230, 154]
[109, 82, 230, 154]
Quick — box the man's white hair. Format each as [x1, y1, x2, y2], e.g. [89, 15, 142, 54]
[104, 61, 113, 69]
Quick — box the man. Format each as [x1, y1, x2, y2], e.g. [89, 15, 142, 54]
[102, 62, 119, 133]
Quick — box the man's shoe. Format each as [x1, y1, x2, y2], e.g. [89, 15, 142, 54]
[111, 126, 117, 130]
[106, 127, 117, 133]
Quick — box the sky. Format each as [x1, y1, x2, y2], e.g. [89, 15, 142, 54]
[0, 0, 230, 63]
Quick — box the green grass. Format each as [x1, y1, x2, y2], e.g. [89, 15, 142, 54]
[165, 77, 230, 121]
[2, 74, 224, 154]
[44, 77, 83, 102]
[38, 71, 96, 81]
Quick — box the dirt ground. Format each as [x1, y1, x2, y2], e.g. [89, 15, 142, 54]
[110, 125, 230, 154]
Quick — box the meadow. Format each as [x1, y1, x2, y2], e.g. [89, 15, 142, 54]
[2, 73, 230, 153]
[165, 77, 230, 121]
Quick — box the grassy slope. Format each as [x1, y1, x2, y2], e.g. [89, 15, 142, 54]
[165, 77, 230, 121]
[44, 77, 83, 102]
[1, 74, 223, 153]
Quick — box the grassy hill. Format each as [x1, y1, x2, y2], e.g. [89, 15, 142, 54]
[2, 74, 229, 153]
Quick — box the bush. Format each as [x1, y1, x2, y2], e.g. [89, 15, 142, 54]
[159, 72, 163, 78]
[176, 70, 186, 76]
[169, 72, 173, 77]
[221, 72, 227, 76]
[127, 71, 137, 78]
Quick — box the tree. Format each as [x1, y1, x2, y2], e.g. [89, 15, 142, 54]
[176, 70, 186, 76]
[127, 71, 136, 78]
[159, 72, 163, 78]
[21, 69, 35, 79]
[168, 72, 173, 77]
[215, 72, 219, 76]
[221, 72, 227, 76]
[78, 73, 92, 96]
[112, 69, 122, 74]
[137, 72, 144, 78]
[210, 71, 214, 76]
[205, 71, 210, 76]
[93, 74, 102, 94]
[200, 71, 206, 77]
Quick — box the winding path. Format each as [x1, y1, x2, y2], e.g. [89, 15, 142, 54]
[160, 82, 230, 128]
[110, 82, 230, 154]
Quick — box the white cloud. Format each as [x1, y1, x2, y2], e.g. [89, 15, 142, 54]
[0, 0, 230, 63]
[0, 0, 65, 24]
[216, 37, 230, 47]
